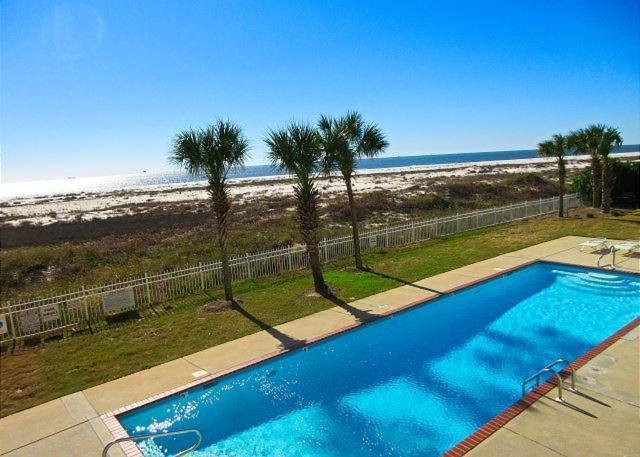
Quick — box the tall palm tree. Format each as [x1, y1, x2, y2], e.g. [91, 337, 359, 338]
[319, 112, 388, 270]
[265, 123, 329, 294]
[568, 124, 605, 208]
[595, 126, 623, 213]
[171, 121, 249, 303]
[538, 134, 572, 217]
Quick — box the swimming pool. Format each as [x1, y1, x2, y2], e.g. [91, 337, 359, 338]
[117, 262, 640, 456]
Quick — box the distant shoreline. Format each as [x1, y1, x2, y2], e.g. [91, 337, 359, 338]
[1, 152, 637, 228]
[2, 146, 638, 200]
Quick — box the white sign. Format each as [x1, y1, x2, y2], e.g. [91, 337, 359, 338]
[40, 304, 61, 323]
[19, 309, 40, 334]
[67, 298, 83, 312]
[0, 314, 7, 335]
[102, 287, 136, 313]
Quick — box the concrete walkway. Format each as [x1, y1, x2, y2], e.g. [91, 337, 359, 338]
[0, 236, 638, 456]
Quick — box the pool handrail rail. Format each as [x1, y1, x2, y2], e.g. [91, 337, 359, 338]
[521, 358, 576, 399]
[102, 428, 202, 457]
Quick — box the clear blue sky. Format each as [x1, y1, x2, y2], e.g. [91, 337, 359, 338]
[2, 0, 639, 182]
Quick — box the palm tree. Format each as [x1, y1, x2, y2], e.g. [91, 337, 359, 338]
[171, 121, 249, 303]
[595, 126, 623, 213]
[265, 123, 329, 294]
[319, 112, 388, 270]
[568, 124, 605, 208]
[538, 134, 572, 217]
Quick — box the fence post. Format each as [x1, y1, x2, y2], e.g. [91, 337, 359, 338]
[199, 263, 206, 290]
[456, 213, 460, 233]
[245, 254, 252, 279]
[144, 273, 152, 305]
[81, 285, 90, 322]
[539, 198, 542, 215]
[287, 245, 293, 271]
[509, 203, 513, 220]
[6, 301, 16, 340]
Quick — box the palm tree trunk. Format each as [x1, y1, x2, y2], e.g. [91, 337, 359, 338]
[298, 185, 329, 295]
[212, 185, 234, 302]
[601, 162, 612, 214]
[344, 175, 364, 269]
[591, 156, 602, 208]
[558, 159, 565, 218]
[307, 244, 327, 294]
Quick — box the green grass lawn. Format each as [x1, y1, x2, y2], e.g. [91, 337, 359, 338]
[1, 208, 638, 418]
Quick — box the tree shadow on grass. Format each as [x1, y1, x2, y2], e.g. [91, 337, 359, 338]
[229, 300, 305, 350]
[363, 267, 445, 295]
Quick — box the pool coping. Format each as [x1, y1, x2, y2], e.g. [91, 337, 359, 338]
[100, 260, 640, 457]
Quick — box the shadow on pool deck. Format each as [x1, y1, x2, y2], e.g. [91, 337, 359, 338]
[230, 300, 305, 349]
[320, 291, 380, 323]
[363, 267, 446, 295]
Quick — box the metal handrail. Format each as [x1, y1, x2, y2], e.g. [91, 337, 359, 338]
[102, 428, 202, 457]
[597, 246, 616, 270]
[522, 358, 576, 399]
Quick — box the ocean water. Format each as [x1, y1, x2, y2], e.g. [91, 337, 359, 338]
[118, 263, 639, 457]
[3, 145, 637, 200]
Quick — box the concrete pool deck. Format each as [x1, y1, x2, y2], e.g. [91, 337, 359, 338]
[0, 235, 638, 456]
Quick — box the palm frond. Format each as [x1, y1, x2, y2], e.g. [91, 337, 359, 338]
[170, 120, 250, 182]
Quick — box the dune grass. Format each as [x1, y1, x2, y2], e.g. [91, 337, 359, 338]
[1, 208, 638, 417]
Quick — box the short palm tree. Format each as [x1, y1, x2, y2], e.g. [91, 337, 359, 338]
[171, 121, 249, 303]
[319, 112, 388, 270]
[265, 123, 329, 294]
[568, 124, 605, 208]
[595, 126, 623, 213]
[538, 134, 572, 217]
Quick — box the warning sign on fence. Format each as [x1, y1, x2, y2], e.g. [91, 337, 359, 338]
[18, 309, 40, 334]
[40, 304, 61, 323]
[102, 287, 136, 314]
[67, 298, 83, 312]
[0, 314, 7, 335]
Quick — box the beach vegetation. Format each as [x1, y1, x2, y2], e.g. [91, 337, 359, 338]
[572, 161, 639, 208]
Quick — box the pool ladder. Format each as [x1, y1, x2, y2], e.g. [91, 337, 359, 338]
[597, 246, 616, 270]
[102, 428, 202, 457]
[521, 358, 577, 404]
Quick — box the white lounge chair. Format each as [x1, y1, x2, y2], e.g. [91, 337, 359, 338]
[613, 240, 640, 255]
[579, 239, 609, 252]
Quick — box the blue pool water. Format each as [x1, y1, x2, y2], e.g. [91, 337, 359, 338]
[119, 263, 640, 456]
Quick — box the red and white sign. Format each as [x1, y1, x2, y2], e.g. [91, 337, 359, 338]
[40, 304, 61, 323]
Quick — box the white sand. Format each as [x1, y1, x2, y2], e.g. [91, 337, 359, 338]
[1, 152, 637, 227]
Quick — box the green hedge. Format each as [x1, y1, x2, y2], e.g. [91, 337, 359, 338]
[572, 160, 640, 207]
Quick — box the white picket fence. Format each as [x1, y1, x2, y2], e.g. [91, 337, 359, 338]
[0, 194, 579, 342]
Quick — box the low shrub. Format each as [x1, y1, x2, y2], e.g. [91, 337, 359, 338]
[571, 160, 640, 207]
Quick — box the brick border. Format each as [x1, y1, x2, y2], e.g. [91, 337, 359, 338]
[443, 316, 640, 457]
[100, 260, 638, 456]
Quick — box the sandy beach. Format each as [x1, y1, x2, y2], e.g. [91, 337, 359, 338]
[1, 152, 638, 227]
